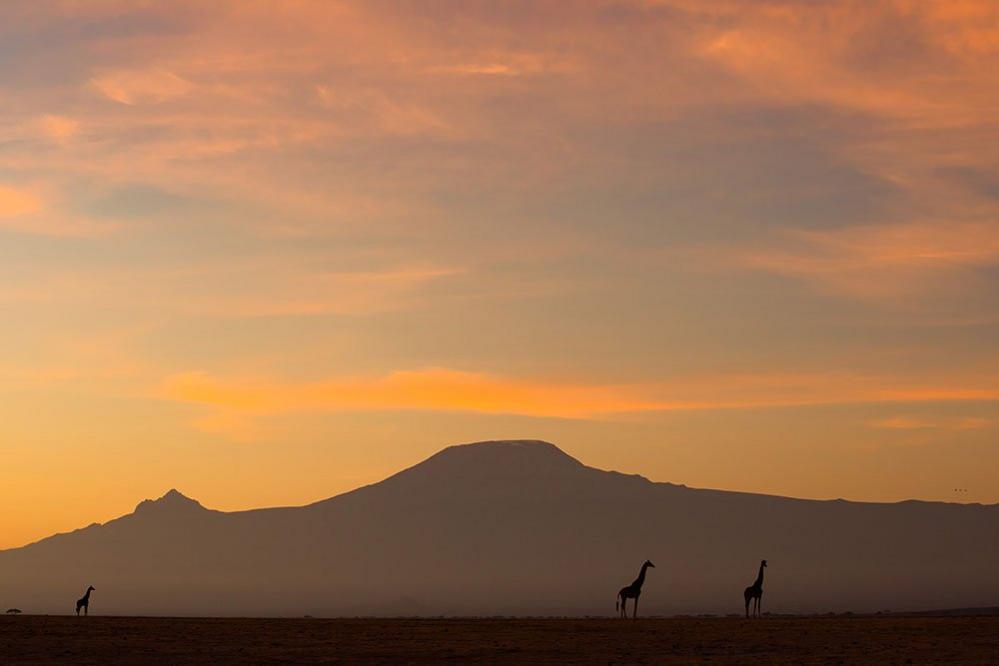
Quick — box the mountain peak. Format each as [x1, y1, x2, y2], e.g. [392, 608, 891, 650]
[134, 489, 205, 515]
[441, 439, 578, 459]
[399, 439, 586, 481]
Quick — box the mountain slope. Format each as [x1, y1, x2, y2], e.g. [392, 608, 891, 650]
[1, 440, 997, 616]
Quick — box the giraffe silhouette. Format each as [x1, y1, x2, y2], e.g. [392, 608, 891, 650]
[743, 560, 767, 618]
[616, 560, 655, 618]
[75, 586, 95, 616]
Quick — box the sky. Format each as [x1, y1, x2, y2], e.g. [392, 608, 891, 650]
[1, 0, 998, 549]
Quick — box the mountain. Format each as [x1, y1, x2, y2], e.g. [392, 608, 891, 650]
[1, 440, 997, 616]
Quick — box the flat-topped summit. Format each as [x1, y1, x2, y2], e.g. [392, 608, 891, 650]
[405, 439, 586, 479]
[438, 439, 580, 460]
[134, 489, 206, 515]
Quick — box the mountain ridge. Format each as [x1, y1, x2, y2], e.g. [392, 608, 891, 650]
[6, 438, 991, 553]
[2, 439, 996, 617]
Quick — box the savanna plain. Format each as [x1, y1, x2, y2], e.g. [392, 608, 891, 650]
[2, 615, 998, 664]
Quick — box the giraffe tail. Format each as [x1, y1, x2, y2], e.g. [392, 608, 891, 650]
[615, 592, 620, 612]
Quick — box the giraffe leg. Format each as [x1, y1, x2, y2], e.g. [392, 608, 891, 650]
[758, 592, 763, 617]
[633, 595, 639, 619]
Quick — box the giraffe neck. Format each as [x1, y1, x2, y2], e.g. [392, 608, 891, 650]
[635, 563, 649, 588]
[754, 564, 765, 588]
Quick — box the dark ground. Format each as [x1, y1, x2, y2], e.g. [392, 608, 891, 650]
[1, 615, 998, 664]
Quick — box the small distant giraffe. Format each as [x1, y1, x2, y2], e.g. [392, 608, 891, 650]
[616, 560, 655, 619]
[75, 586, 95, 616]
[744, 560, 767, 618]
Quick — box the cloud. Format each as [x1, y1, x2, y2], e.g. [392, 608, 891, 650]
[0, 185, 42, 218]
[870, 416, 991, 430]
[91, 68, 194, 105]
[443, 63, 518, 76]
[0, 262, 463, 318]
[35, 115, 80, 141]
[0, 185, 114, 236]
[313, 85, 451, 136]
[162, 367, 999, 437]
[163, 368, 670, 420]
[431, 51, 569, 77]
[733, 221, 999, 300]
[692, 0, 999, 127]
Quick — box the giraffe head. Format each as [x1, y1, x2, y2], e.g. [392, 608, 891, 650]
[87, 586, 95, 592]
[643, 560, 655, 569]
[761, 560, 767, 568]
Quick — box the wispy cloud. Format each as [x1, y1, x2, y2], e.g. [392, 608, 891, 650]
[736, 221, 999, 299]
[163, 368, 671, 421]
[0, 262, 463, 318]
[695, 0, 999, 127]
[870, 415, 991, 431]
[91, 68, 195, 105]
[0, 185, 42, 218]
[162, 367, 999, 440]
[0, 185, 109, 236]
[35, 115, 80, 141]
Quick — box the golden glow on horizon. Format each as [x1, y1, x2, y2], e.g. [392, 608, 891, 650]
[0, 0, 997, 549]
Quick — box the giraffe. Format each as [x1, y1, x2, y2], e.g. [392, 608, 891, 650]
[743, 560, 767, 618]
[75, 586, 95, 616]
[616, 560, 655, 618]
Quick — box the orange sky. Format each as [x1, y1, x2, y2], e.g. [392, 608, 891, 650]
[1, 0, 998, 548]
